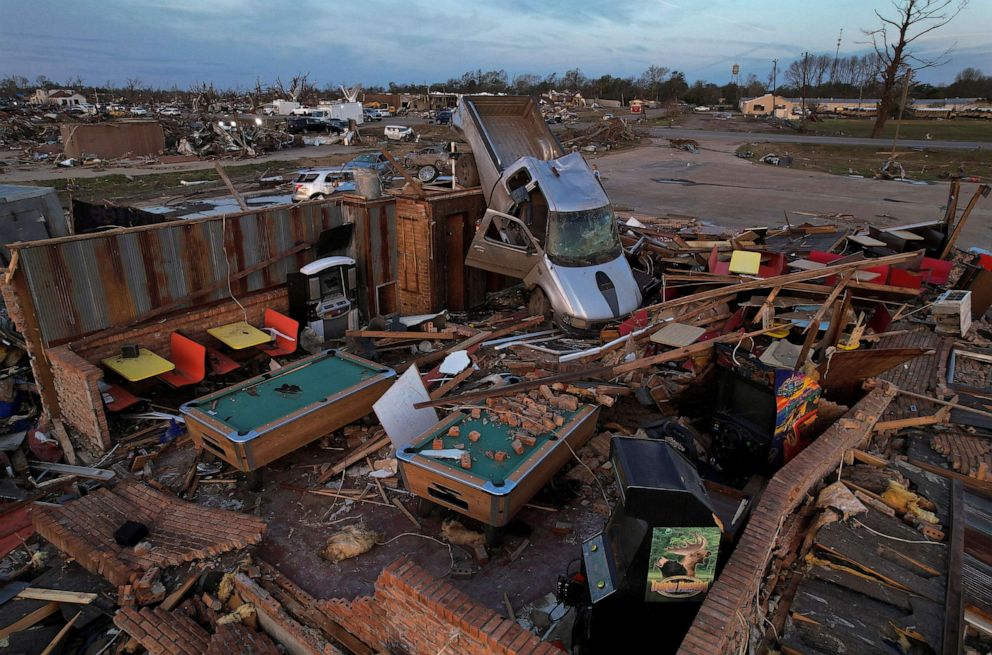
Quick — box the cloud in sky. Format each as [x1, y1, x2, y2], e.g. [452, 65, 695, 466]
[0, 0, 988, 89]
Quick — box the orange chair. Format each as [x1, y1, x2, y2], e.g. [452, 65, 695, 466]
[158, 333, 206, 388]
[206, 347, 240, 375]
[256, 309, 299, 358]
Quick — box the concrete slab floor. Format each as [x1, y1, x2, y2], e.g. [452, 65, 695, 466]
[595, 136, 991, 251]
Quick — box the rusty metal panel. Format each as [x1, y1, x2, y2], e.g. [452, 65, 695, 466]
[15, 199, 361, 346]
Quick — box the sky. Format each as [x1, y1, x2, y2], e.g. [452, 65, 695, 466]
[1, 0, 989, 90]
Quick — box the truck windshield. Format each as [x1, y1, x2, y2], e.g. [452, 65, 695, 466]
[546, 206, 622, 266]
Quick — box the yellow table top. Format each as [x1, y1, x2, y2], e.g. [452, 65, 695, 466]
[207, 321, 273, 349]
[102, 348, 175, 382]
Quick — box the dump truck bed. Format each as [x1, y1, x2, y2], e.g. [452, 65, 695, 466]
[459, 96, 564, 172]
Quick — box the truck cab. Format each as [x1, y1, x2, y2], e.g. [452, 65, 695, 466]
[454, 95, 641, 330]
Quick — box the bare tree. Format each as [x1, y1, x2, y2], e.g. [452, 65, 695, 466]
[638, 65, 671, 101]
[274, 73, 315, 104]
[864, 0, 967, 137]
[124, 77, 145, 103]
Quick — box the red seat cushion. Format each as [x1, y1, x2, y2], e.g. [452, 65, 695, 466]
[206, 347, 240, 375]
[256, 309, 299, 358]
[158, 333, 206, 388]
[104, 384, 140, 412]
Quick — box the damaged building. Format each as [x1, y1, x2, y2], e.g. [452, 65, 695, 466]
[0, 95, 989, 655]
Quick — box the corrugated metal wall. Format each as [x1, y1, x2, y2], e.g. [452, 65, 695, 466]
[15, 200, 395, 347]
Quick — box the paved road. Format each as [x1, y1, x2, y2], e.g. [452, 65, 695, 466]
[649, 126, 988, 151]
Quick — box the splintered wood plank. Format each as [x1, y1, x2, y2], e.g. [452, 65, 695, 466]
[813, 519, 946, 602]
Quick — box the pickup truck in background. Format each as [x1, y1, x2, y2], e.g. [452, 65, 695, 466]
[452, 95, 641, 331]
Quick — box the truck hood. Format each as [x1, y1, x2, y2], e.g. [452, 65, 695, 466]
[527, 253, 642, 324]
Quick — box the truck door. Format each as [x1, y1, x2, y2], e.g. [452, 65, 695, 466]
[465, 209, 542, 278]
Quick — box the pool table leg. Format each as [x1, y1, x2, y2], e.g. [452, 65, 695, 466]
[244, 469, 264, 492]
[484, 524, 504, 548]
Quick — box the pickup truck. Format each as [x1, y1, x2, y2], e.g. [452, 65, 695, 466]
[453, 95, 641, 331]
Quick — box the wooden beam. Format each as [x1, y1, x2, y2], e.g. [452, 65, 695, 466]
[804, 270, 854, 336]
[40, 611, 80, 655]
[213, 161, 248, 212]
[943, 480, 965, 655]
[415, 324, 785, 409]
[430, 366, 474, 400]
[378, 147, 424, 198]
[345, 330, 456, 340]
[316, 436, 390, 484]
[941, 184, 990, 259]
[0, 601, 59, 639]
[895, 387, 992, 422]
[908, 458, 992, 494]
[16, 588, 97, 604]
[650, 250, 924, 311]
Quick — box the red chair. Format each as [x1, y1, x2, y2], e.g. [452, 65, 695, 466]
[158, 333, 206, 388]
[256, 309, 299, 358]
[206, 347, 240, 375]
[103, 384, 140, 412]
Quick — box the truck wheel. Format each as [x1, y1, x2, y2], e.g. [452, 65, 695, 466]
[527, 288, 552, 322]
[417, 165, 439, 182]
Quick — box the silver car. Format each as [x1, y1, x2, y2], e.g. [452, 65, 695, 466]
[292, 169, 356, 202]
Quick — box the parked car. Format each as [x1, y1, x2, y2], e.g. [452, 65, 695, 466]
[693, 106, 711, 112]
[375, 108, 392, 118]
[343, 152, 393, 175]
[129, 106, 149, 116]
[292, 168, 356, 202]
[159, 106, 182, 116]
[434, 109, 452, 125]
[66, 103, 96, 115]
[286, 116, 344, 134]
[326, 118, 349, 132]
[363, 108, 382, 122]
[384, 125, 415, 142]
[403, 144, 451, 182]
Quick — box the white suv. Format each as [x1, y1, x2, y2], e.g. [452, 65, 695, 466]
[292, 169, 356, 202]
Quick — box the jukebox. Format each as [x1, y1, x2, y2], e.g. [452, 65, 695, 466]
[287, 257, 358, 342]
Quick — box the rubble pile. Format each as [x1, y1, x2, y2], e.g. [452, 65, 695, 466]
[560, 117, 642, 151]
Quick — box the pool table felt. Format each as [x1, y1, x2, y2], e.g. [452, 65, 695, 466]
[187, 354, 384, 435]
[408, 409, 579, 482]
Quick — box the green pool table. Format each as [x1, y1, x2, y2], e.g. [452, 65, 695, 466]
[180, 350, 394, 472]
[397, 404, 599, 527]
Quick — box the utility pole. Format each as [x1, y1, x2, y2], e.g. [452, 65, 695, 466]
[771, 59, 778, 95]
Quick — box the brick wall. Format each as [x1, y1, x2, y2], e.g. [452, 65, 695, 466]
[676, 382, 897, 655]
[34, 480, 266, 587]
[48, 346, 110, 450]
[321, 557, 562, 655]
[52, 288, 287, 449]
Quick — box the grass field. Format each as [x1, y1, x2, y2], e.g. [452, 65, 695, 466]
[809, 118, 992, 142]
[25, 153, 356, 199]
[736, 142, 992, 182]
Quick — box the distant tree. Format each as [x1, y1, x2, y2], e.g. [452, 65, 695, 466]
[512, 73, 542, 94]
[864, 0, 967, 137]
[662, 71, 688, 101]
[947, 67, 992, 97]
[562, 68, 587, 92]
[638, 65, 670, 101]
[744, 73, 766, 97]
[124, 77, 145, 102]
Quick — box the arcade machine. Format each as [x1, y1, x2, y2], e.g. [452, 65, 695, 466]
[708, 343, 821, 483]
[286, 257, 359, 342]
[569, 438, 724, 653]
